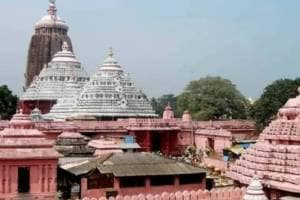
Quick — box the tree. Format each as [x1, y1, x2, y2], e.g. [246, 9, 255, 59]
[250, 78, 300, 130]
[176, 76, 249, 120]
[150, 94, 177, 117]
[0, 85, 18, 120]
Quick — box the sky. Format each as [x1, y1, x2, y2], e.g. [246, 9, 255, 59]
[1, 0, 300, 99]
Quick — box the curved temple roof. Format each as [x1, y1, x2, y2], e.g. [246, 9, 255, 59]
[47, 48, 157, 120]
[70, 48, 157, 119]
[21, 42, 89, 101]
[35, 0, 68, 30]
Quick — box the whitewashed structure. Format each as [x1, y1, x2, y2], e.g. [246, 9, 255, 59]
[49, 48, 157, 120]
[243, 176, 268, 200]
[21, 42, 89, 114]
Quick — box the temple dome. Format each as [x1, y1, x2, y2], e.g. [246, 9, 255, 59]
[100, 47, 122, 71]
[21, 42, 89, 101]
[35, 0, 68, 30]
[51, 42, 79, 63]
[228, 88, 300, 194]
[60, 48, 157, 119]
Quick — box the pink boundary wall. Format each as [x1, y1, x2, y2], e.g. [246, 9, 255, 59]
[81, 188, 246, 200]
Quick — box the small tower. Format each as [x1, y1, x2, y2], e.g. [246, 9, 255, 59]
[243, 176, 268, 200]
[182, 110, 192, 122]
[163, 103, 174, 120]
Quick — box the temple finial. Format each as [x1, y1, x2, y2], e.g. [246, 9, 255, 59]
[62, 41, 69, 51]
[48, 0, 57, 16]
[108, 47, 114, 58]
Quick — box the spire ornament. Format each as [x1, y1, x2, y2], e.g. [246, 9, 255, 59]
[48, 0, 57, 17]
[62, 41, 69, 52]
[108, 47, 114, 58]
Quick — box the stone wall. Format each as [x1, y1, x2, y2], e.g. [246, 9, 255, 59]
[81, 188, 246, 200]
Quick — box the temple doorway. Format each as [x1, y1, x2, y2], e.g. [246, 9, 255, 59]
[18, 167, 30, 193]
[151, 133, 162, 152]
[207, 138, 214, 150]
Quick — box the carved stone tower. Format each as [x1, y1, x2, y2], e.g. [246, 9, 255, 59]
[25, 0, 73, 88]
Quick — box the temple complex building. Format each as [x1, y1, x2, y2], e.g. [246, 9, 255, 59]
[228, 88, 300, 199]
[0, 111, 61, 200]
[48, 48, 157, 120]
[59, 152, 206, 199]
[25, 0, 73, 88]
[21, 42, 89, 115]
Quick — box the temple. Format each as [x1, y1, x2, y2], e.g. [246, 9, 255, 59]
[48, 47, 157, 120]
[3, 0, 300, 199]
[0, 111, 61, 199]
[21, 42, 89, 115]
[25, 0, 73, 88]
[228, 88, 300, 199]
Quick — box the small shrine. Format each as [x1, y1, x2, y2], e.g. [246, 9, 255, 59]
[0, 110, 61, 199]
[55, 130, 95, 157]
[243, 176, 268, 200]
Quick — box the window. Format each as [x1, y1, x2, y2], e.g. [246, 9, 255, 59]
[120, 177, 145, 188]
[179, 174, 203, 185]
[151, 176, 174, 186]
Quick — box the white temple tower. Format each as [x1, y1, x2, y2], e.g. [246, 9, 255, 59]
[65, 48, 157, 120]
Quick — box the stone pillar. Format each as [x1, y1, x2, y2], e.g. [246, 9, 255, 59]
[50, 164, 57, 193]
[145, 177, 151, 192]
[114, 177, 120, 192]
[201, 174, 206, 190]
[80, 178, 87, 199]
[4, 165, 8, 194]
[174, 176, 180, 189]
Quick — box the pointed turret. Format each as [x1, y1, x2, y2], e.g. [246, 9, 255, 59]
[163, 103, 174, 120]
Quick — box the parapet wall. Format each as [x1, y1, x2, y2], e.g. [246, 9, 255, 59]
[82, 188, 246, 200]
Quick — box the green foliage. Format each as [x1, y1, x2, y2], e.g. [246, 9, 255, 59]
[150, 94, 177, 117]
[176, 76, 249, 120]
[250, 78, 300, 130]
[0, 85, 18, 120]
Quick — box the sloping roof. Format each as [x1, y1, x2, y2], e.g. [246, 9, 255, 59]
[98, 153, 205, 177]
[60, 153, 112, 176]
[227, 144, 245, 155]
[61, 152, 206, 177]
